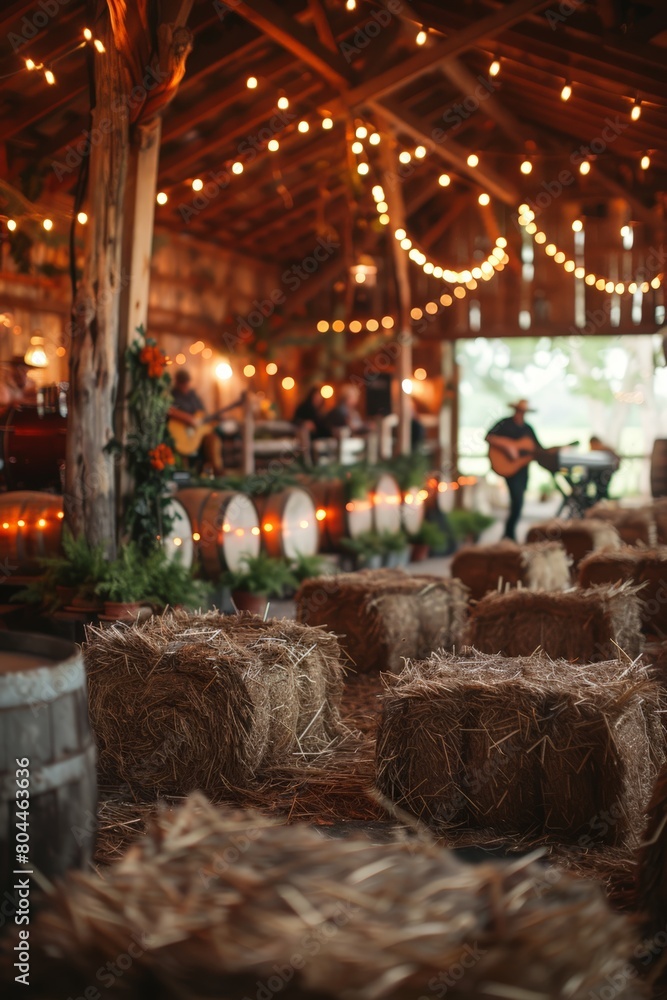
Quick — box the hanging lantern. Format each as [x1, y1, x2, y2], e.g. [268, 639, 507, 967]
[350, 255, 377, 287]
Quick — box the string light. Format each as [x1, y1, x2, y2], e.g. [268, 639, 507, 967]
[277, 96, 289, 110]
[7, 219, 16, 232]
[25, 58, 36, 70]
[355, 125, 368, 139]
[282, 376, 295, 390]
[640, 153, 651, 170]
[321, 385, 334, 399]
[246, 76, 258, 89]
[399, 151, 411, 164]
[414, 368, 427, 380]
[321, 117, 333, 129]
[231, 161, 243, 174]
[156, 191, 168, 204]
[297, 120, 309, 133]
[414, 145, 427, 159]
[416, 28, 428, 45]
[631, 99, 642, 121]
[438, 173, 451, 186]
[44, 69, 56, 85]
[93, 39, 105, 53]
[489, 59, 501, 77]
[467, 153, 479, 167]
[520, 159, 532, 175]
[266, 362, 278, 375]
[83, 28, 92, 40]
[357, 162, 369, 175]
[560, 83, 572, 101]
[369, 132, 381, 145]
[42, 218, 53, 231]
[77, 211, 88, 224]
[579, 159, 591, 175]
[351, 140, 363, 154]
[268, 139, 279, 151]
[243, 364, 256, 377]
[345, 0, 356, 9]
[478, 193, 490, 206]
[192, 178, 203, 191]
[571, 219, 583, 232]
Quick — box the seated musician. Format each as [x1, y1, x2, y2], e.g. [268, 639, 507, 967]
[168, 369, 226, 476]
[486, 400, 542, 541]
[0, 356, 38, 407]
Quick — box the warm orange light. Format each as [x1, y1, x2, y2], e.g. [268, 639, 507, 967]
[235, 528, 245, 537]
[17, 519, 25, 527]
[193, 532, 201, 542]
[321, 384, 334, 399]
[243, 364, 256, 377]
[266, 362, 278, 375]
[173, 537, 183, 546]
[316, 508, 327, 521]
[299, 520, 309, 529]
[282, 376, 295, 390]
[37, 518, 46, 528]
[2, 522, 9, 529]
[222, 523, 231, 533]
[251, 526, 260, 535]
[57, 511, 64, 519]
[263, 522, 273, 532]
[345, 502, 354, 512]
[175, 353, 186, 365]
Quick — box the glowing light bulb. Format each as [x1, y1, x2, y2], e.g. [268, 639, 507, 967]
[268, 139, 279, 152]
[631, 100, 641, 121]
[215, 362, 232, 380]
[7, 219, 16, 232]
[44, 68, 55, 85]
[579, 160, 591, 175]
[402, 378, 413, 394]
[282, 377, 295, 390]
[266, 362, 278, 375]
[399, 151, 411, 164]
[369, 132, 381, 145]
[467, 153, 479, 167]
[246, 76, 258, 89]
[416, 29, 428, 45]
[571, 219, 583, 232]
[192, 178, 203, 191]
[414, 145, 426, 158]
[345, 0, 356, 9]
[520, 159, 532, 175]
[321, 117, 333, 129]
[231, 161, 243, 174]
[25, 58, 36, 70]
[478, 193, 490, 206]
[83, 28, 92, 40]
[243, 364, 256, 377]
[42, 218, 53, 231]
[321, 384, 334, 399]
[641, 154, 650, 170]
[438, 173, 451, 187]
[394, 228, 406, 240]
[355, 126, 368, 139]
[489, 59, 501, 77]
[357, 162, 369, 175]
[278, 96, 289, 110]
[77, 211, 88, 224]
[561, 83, 572, 101]
[93, 39, 105, 53]
[156, 191, 168, 204]
[316, 508, 326, 521]
[297, 120, 309, 133]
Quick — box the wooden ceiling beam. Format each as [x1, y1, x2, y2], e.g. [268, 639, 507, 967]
[440, 56, 528, 149]
[371, 98, 520, 206]
[331, 0, 555, 111]
[231, 0, 352, 91]
[307, 0, 338, 52]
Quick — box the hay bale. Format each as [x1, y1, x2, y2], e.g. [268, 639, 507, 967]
[526, 517, 622, 566]
[3, 793, 642, 1000]
[579, 547, 667, 637]
[296, 568, 468, 673]
[586, 502, 658, 547]
[465, 583, 643, 661]
[84, 610, 346, 797]
[376, 650, 665, 844]
[451, 540, 571, 600]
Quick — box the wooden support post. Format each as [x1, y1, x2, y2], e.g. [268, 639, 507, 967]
[243, 393, 255, 476]
[378, 128, 412, 456]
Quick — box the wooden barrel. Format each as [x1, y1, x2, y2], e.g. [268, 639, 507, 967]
[401, 486, 427, 536]
[0, 632, 97, 911]
[651, 440, 667, 498]
[161, 497, 195, 568]
[255, 487, 319, 559]
[0, 491, 63, 574]
[177, 487, 260, 576]
[426, 473, 457, 514]
[372, 472, 402, 534]
[304, 479, 373, 551]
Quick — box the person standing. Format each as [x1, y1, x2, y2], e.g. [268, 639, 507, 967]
[486, 400, 542, 541]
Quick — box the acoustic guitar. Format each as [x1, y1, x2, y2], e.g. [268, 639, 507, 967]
[488, 436, 579, 478]
[168, 396, 244, 457]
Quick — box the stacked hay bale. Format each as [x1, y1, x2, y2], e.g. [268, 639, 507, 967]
[1, 793, 642, 1000]
[579, 547, 667, 637]
[376, 650, 664, 844]
[451, 540, 571, 601]
[585, 502, 658, 547]
[84, 610, 346, 797]
[465, 582, 643, 660]
[526, 517, 621, 568]
[296, 569, 468, 673]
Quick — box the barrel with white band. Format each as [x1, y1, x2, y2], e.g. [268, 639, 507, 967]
[305, 479, 373, 552]
[177, 487, 260, 576]
[161, 496, 195, 568]
[255, 487, 319, 559]
[0, 632, 97, 907]
[371, 472, 402, 534]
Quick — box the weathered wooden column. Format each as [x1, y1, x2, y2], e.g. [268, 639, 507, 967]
[65, 0, 193, 554]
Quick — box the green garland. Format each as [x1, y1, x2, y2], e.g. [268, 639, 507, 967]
[124, 329, 176, 554]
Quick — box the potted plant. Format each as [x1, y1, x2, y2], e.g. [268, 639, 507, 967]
[144, 547, 211, 611]
[40, 529, 108, 611]
[341, 531, 384, 571]
[221, 553, 298, 616]
[290, 552, 330, 584]
[408, 520, 449, 562]
[95, 544, 152, 621]
[447, 509, 496, 546]
[379, 530, 410, 568]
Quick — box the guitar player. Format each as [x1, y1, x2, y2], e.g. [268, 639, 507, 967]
[169, 368, 241, 476]
[485, 400, 542, 542]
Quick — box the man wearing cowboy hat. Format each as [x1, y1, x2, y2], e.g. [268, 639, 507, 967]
[486, 400, 543, 541]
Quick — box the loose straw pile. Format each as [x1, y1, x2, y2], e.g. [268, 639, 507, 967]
[1, 793, 642, 1000]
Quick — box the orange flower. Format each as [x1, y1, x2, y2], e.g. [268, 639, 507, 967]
[140, 345, 166, 378]
[149, 443, 175, 471]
